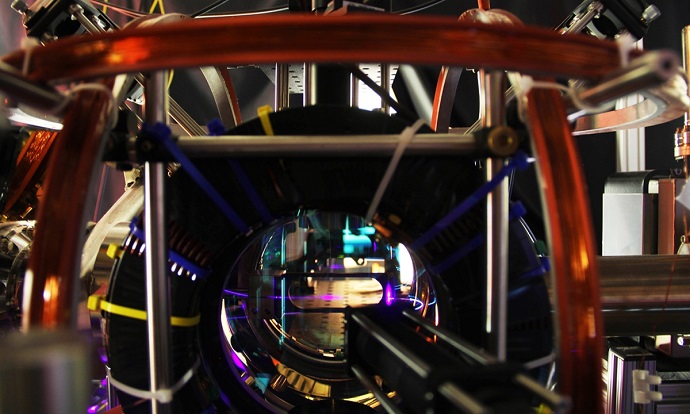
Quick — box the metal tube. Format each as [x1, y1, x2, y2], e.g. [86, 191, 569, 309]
[144, 71, 172, 414]
[479, 69, 509, 361]
[350, 312, 431, 378]
[351, 365, 404, 414]
[0, 63, 66, 112]
[438, 382, 489, 414]
[304, 63, 315, 106]
[402, 309, 494, 365]
[566, 51, 680, 119]
[559, 1, 603, 35]
[143, 133, 476, 158]
[381, 64, 390, 113]
[274, 63, 290, 111]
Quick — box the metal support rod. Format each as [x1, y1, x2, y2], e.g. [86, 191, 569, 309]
[304, 63, 315, 106]
[351, 365, 404, 414]
[275, 63, 290, 111]
[144, 71, 172, 414]
[559, 1, 603, 35]
[138, 133, 476, 158]
[381, 64, 390, 113]
[479, 69, 509, 361]
[438, 382, 489, 414]
[350, 72, 359, 107]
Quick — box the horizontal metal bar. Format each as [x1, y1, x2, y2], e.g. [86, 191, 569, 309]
[134, 133, 477, 158]
[351, 364, 405, 414]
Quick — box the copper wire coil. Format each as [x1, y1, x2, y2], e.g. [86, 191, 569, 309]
[11, 13, 617, 412]
[2, 14, 634, 84]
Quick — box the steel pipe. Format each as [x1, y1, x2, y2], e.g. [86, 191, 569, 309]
[479, 69, 509, 361]
[126, 133, 478, 159]
[143, 71, 173, 414]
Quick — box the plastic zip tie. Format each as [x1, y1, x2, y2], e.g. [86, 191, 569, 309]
[228, 160, 275, 224]
[430, 201, 527, 274]
[257, 105, 275, 136]
[108, 358, 200, 403]
[366, 119, 427, 223]
[411, 151, 530, 251]
[129, 218, 209, 279]
[144, 123, 251, 234]
[88, 294, 201, 327]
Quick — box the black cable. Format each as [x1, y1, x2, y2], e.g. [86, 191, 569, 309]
[190, 0, 231, 18]
[397, 0, 450, 15]
[345, 65, 419, 123]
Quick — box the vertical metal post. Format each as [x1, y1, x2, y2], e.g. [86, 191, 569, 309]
[275, 63, 290, 111]
[479, 69, 508, 361]
[304, 63, 315, 107]
[350, 72, 359, 108]
[144, 71, 173, 414]
[381, 64, 390, 113]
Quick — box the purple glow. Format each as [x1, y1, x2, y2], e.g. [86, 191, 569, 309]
[320, 294, 342, 301]
[88, 405, 99, 414]
[230, 350, 246, 370]
[384, 284, 394, 306]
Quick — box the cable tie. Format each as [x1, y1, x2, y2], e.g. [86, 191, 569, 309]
[108, 358, 200, 403]
[206, 118, 226, 136]
[88, 294, 201, 327]
[257, 105, 275, 136]
[366, 119, 426, 223]
[616, 33, 636, 68]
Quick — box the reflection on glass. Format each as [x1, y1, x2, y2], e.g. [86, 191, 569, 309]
[220, 211, 439, 409]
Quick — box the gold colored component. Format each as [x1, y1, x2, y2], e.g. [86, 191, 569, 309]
[486, 125, 519, 157]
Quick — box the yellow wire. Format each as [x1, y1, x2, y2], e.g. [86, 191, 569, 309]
[148, 0, 166, 14]
[167, 69, 175, 89]
[102, 0, 108, 14]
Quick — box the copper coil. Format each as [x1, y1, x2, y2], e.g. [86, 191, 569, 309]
[526, 88, 604, 414]
[1, 14, 635, 84]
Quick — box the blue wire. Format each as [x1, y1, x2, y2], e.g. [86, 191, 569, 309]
[129, 218, 209, 279]
[430, 201, 527, 274]
[228, 160, 274, 224]
[411, 151, 530, 251]
[144, 123, 251, 234]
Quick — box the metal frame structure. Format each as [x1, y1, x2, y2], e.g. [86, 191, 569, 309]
[1, 9, 688, 414]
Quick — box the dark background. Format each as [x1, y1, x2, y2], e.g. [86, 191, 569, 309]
[2, 0, 689, 252]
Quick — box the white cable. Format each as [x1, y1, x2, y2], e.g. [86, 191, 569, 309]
[515, 75, 611, 123]
[365, 119, 426, 223]
[108, 358, 200, 403]
[616, 33, 636, 68]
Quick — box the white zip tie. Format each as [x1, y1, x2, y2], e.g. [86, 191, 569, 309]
[108, 358, 200, 403]
[365, 119, 427, 223]
[515, 75, 611, 121]
[616, 33, 636, 68]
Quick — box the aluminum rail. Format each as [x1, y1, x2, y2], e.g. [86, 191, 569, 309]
[126, 133, 479, 159]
